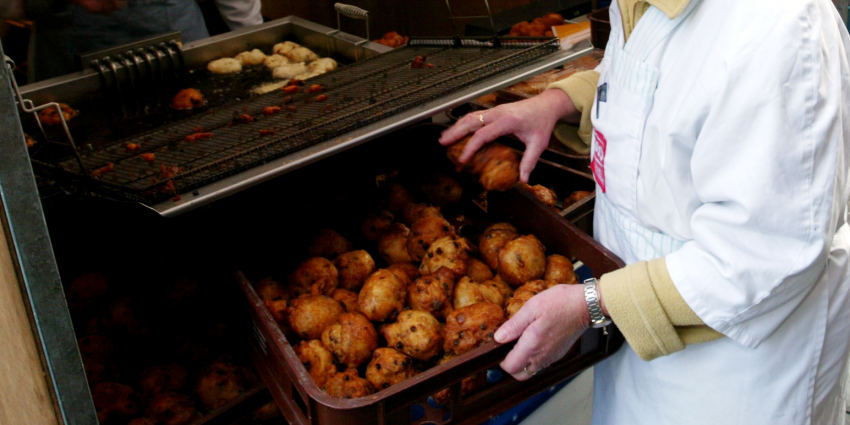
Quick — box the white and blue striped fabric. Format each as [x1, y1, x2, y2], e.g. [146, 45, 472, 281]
[597, 191, 685, 261]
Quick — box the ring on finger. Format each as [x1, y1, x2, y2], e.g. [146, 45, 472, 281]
[478, 114, 485, 127]
[523, 366, 539, 376]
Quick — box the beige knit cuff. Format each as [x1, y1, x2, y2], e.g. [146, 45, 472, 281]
[546, 70, 600, 148]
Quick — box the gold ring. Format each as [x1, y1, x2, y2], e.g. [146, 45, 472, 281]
[479, 114, 485, 126]
[523, 366, 538, 376]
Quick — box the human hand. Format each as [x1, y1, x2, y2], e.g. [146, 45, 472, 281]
[438, 89, 576, 183]
[69, 0, 127, 14]
[494, 284, 589, 381]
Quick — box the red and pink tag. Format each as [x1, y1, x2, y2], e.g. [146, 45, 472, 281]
[591, 129, 607, 193]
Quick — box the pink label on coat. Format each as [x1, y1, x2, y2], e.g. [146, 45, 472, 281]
[591, 129, 607, 193]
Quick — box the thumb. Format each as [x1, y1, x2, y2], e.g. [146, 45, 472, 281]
[495, 303, 537, 343]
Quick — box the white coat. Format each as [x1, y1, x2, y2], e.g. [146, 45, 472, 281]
[587, 0, 850, 424]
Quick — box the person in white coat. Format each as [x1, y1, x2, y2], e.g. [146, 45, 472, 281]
[440, 0, 850, 423]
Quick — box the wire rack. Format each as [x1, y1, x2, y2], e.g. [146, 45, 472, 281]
[43, 37, 559, 204]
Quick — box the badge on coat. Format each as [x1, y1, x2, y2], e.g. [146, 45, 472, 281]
[591, 129, 607, 193]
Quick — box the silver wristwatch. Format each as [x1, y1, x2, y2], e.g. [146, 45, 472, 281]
[583, 278, 612, 335]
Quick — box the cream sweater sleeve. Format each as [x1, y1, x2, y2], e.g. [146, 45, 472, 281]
[546, 70, 600, 148]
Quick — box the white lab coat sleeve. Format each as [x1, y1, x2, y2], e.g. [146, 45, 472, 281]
[665, 1, 848, 349]
[213, 0, 262, 30]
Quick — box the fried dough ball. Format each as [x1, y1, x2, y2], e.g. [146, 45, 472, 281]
[78, 334, 114, 362]
[286, 295, 344, 340]
[377, 223, 414, 264]
[446, 136, 472, 172]
[92, 382, 141, 424]
[102, 298, 146, 335]
[564, 190, 592, 208]
[407, 216, 455, 262]
[380, 310, 443, 361]
[505, 280, 547, 318]
[478, 228, 519, 271]
[263, 54, 291, 69]
[498, 235, 546, 287]
[333, 250, 376, 292]
[308, 229, 353, 259]
[544, 254, 577, 284]
[145, 392, 197, 425]
[443, 302, 505, 356]
[236, 49, 266, 66]
[273, 41, 300, 56]
[520, 183, 558, 208]
[419, 236, 471, 278]
[400, 203, 442, 227]
[38, 102, 76, 126]
[387, 262, 420, 282]
[273, 62, 309, 79]
[252, 401, 282, 422]
[66, 271, 109, 311]
[264, 299, 288, 324]
[289, 257, 339, 297]
[484, 222, 518, 234]
[324, 368, 374, 399]
[83, 357, 119, 385]
[466, 258, 494, 283]
[140, 364, 189, 398]
[284, 46, 319, 63]
[358, 269, 406, 322]
[453, 276, 505, 309]
[171, 88, 205, 110]
[386, 184, 415, 213]
[293, 340, 336, 388]
[255, 277, 289, 303]
[195, 360, 246, 410]
[365, 348, 417, 391]
[331, 288, 359, 313]
[422, 174, 463, 206]
[407, 267, 455, 319]
[207, 57, 242, 74]
[476, 144, 520, 191]
[128, 418, 158, 425]
[361, 210, 395, 241]
[309, 57, 338, 72]
[432, 354, 487, 406]
[321, 312, 378, 368]
[485, 275, 514, 299]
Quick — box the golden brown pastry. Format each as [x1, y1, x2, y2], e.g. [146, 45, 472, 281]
[286, 295, 344, 340]
[171, 88, 205, 110]
[544, 254, 577, 284]
[432, 354, 488, 406]
[484, 222, 519, 234]
[321, 312, 378, 368]
[419, 236, 472, 278]
[407, 216, 455, 262]
[236, 49, 266, 66]
[289, 257, 339, 297]
[331, 288, 359, 313]
[92, 382, 141, 425]
[380, 310, 443, 361]
[78, 334, 114, 362]
[334, 250, 376, 292]
[308, 229, 353, 259]
[252, 401, 282, 422]
[145, 392, 198, 425]
[519, 183, 558, 208]
[66, 271, 109, 311]
[140, 364, 189, 398]
[422, 174, 463, 206]
[447, 137, 519, 191]
[443, 302, 506, 356]
[453, 276, 505, 309]
[400, 203, 443, 227]
[505, 280, 548, 318]
[358, 269, 406, 322]
[498, 235, 546, 287]
[264, 299, 288, 324]
[38, 102, 76, 126]
[361, 210, 395, 241]
[374, 31, 410, 48]
[324, 368, 374, 399]
[255, 277, 289, 303]
[478, 227, 519, 271]
[195, 360, 246, 410]
[484, 275, 514, 299]
[564, 190, 592, 208]
[387, 262, 420, 283]
[377, 223, 414, 264]
[365, 348, 417, 391]
[466, 258, 494, 283]
[407, 267, 455, 319]
[102, 298, 146, 335]
[207, 57, 242, 74]
[82, 357, 119, 385]
[293, 340, 337, 388]
[386, 184, 416, 213]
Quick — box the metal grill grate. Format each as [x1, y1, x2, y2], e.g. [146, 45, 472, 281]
[48, 38, 559, 203]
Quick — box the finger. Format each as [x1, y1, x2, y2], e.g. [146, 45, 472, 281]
[499, 322, 544, 376]
[459, 118, 514, 163]
[494, 301, 537, 343]
[439, 112, 486, 146]
[518, 136, 547, 183]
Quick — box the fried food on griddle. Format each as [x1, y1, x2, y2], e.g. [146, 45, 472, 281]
[422, 174, 463, 206]
[145, 392, 198, 425]
[447, 137, 520, 191]
[38, 102, 76, 126]
[293, 340, 336, 388]
[478, 225, 519, 271]
[498, 235, 546, 287]
[380, 310, 443, 361]
[284, 46, 319, 63]
[361, 210, 395, 241]
[321, 312, 378, 368]
[324, 368, 374, 399]
[358, 269, 406, 322]
[400, 203, 443, 227]
[466, 258, 494, 283]
[544, 254, 577, 285]
[207, 57, 242, 74]
[452, 276, 505, 309]
[286, 294, 344, 340]
[66, 271, 109, 311]
[407, 216, 455, 262]
[273, 41, 300, 56]
[263, 54, 291, 69]
[386, 183, 415, 213]
[92, 382, 141, 425]
[308, 229, 353, 259]
[365, 348, 417, 391]
[334, 250, 376, 292]
[387, 262, 420, 282]
[377, 223, 414, 264]
[171, 88, 204, 110]
[505, 280, 548, 318]
[289, 257, 339, 297]
[419, 236, 472, 278]
[236, 49, 266, 66]
[195, 360, 246, 410]
[309, 57, 338, 73]
[564, 190, 592, 208]
[443, 302, 505, 356]
[406, 267, 454, 319]
[432, 354, 487, 406]
[331, 288, 359, 313]
[140, 364, 189, 398]
[520, 183, 558, 208]
[272, 62, 309, 79]
[374, 31, 409, 48]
